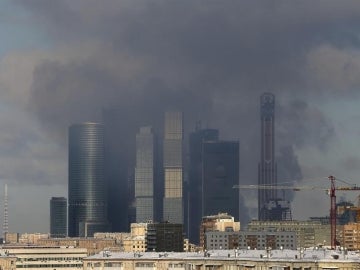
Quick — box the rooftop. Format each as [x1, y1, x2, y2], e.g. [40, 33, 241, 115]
[85, 248, 360, 263]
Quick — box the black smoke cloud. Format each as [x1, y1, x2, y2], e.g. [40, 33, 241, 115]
[18, 0, 360, 220]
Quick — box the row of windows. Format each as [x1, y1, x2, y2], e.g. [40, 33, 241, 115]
[18, 258, 84, 262]
[209, 235, 294, 238]
[17, 264, 82, 268]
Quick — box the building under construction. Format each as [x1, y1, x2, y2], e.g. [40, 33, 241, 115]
[258, 93, 291, 221]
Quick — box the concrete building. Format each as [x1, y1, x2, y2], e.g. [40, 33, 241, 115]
[2, 246, 87, 270]
[0, 253, 16, 270]
[68, 122, 110, 237]
[18, 233, 49, 244]
[83, 249, 360, 270]
[341, 222, 360, 250]
[135, 127, 155, 222]
[94, 232, 131, 245]
[205, 231, 297, 250]
[4, 233, 19, 244]
[37, 237, 117, 256]
[122, 223, 148, 252]
[163, 112, 184, 224]
[50, 197, 67, 238]
[247, 220, 335, 248]
[200, 213, 240, 250]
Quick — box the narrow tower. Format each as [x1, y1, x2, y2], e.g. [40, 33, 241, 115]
[258, 93, 291, 221]
[163, 112, 183, 224]
[258, 93, 277, 220]
[135, 126, 155, 222]
[3, 184, 8, 240]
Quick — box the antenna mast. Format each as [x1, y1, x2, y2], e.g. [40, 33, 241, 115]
[3, 184, 8, 240]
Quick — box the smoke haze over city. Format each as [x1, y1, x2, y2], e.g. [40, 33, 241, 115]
[1, 0, 360, 232]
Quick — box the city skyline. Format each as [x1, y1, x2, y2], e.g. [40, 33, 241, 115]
[1, 1, 360, 232]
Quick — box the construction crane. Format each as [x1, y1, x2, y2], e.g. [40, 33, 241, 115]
[234, 175, 360, 249]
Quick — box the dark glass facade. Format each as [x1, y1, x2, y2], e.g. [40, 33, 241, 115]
[146, 222, 184, 252]
[202, 141, 240, 221]
[258, 93, 277, 220]
[188, 128, 219, 244]
[50, 197, 67, 238]
[68, 122, 109, 237]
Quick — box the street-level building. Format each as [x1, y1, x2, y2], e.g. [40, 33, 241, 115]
[200, 213, 240, 250]
[37, 238, 117, 255]
[247, 220, 334, 248]
[205, 231, 297, 250]
[0, 253, 16, 270]
[1, 246, 87, 270]
[83, 249, 360, 270]
[341, 222, 360, 250]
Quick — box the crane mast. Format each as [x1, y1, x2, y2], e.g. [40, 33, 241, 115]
[329, 175, 336, 249]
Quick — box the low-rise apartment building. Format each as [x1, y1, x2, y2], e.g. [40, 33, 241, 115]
[1, 246, 87, 270]
[83, 249, 360, 270]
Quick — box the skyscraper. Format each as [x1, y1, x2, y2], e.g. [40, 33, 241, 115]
[202, 141, 239, 220]
[50, 197, 67, 238]
[135, 126, 155, 222]
[258, 93, 292, 221]
[68, 122, 110, 237]
[258, 93, 277, 220]
[188, 128, 219, 244]
[163, 112, 183, 224]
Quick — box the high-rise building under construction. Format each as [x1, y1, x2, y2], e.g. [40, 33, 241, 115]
[258, 93, 291, 221]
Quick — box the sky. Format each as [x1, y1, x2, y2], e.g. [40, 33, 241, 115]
[1, 0, 360, 232]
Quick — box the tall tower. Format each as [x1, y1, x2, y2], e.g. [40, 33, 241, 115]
[258, 93, 277, 220]
[68, 122, 109, 237]
[188, 128, 219, 244]
[50, 197, 67, 237]
[3, 184, 8, 240]
[163, 112, 183, 224]
[135, 126, 155, 222]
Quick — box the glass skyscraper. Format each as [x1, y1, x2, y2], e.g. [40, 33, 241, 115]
[135, 126, 155, 222]
[202, 141, 239, 220]
[50, 197, 67, 238]
[188, 128, 219, 244]
[68, 122, 109, 237]
[163, 112, 183, 224]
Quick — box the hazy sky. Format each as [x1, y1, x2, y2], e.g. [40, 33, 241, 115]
[2, 0, 360, 232]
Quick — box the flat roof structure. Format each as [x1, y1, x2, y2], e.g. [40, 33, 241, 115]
[84, 249, 360, 270]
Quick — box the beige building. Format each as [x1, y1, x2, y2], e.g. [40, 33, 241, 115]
[83, 249, 360, 270]
[200, 213, 240, 249]
[121, 223, 148, 252]
[341, 222, 360, 250]
[93, 232, 131, 243]
[4, 233, 19, 244]
[37, 238, 118, 255]
[247, 220, 337, 248]
[0, 254, 16, 270]
[18, 233, 49, 244]
[1, 246, 87, 270]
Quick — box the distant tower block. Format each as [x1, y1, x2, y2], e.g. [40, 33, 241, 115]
[3, 184, 8, 239]
[258, 93, 277, 220]
[258, 93, 291, 221]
